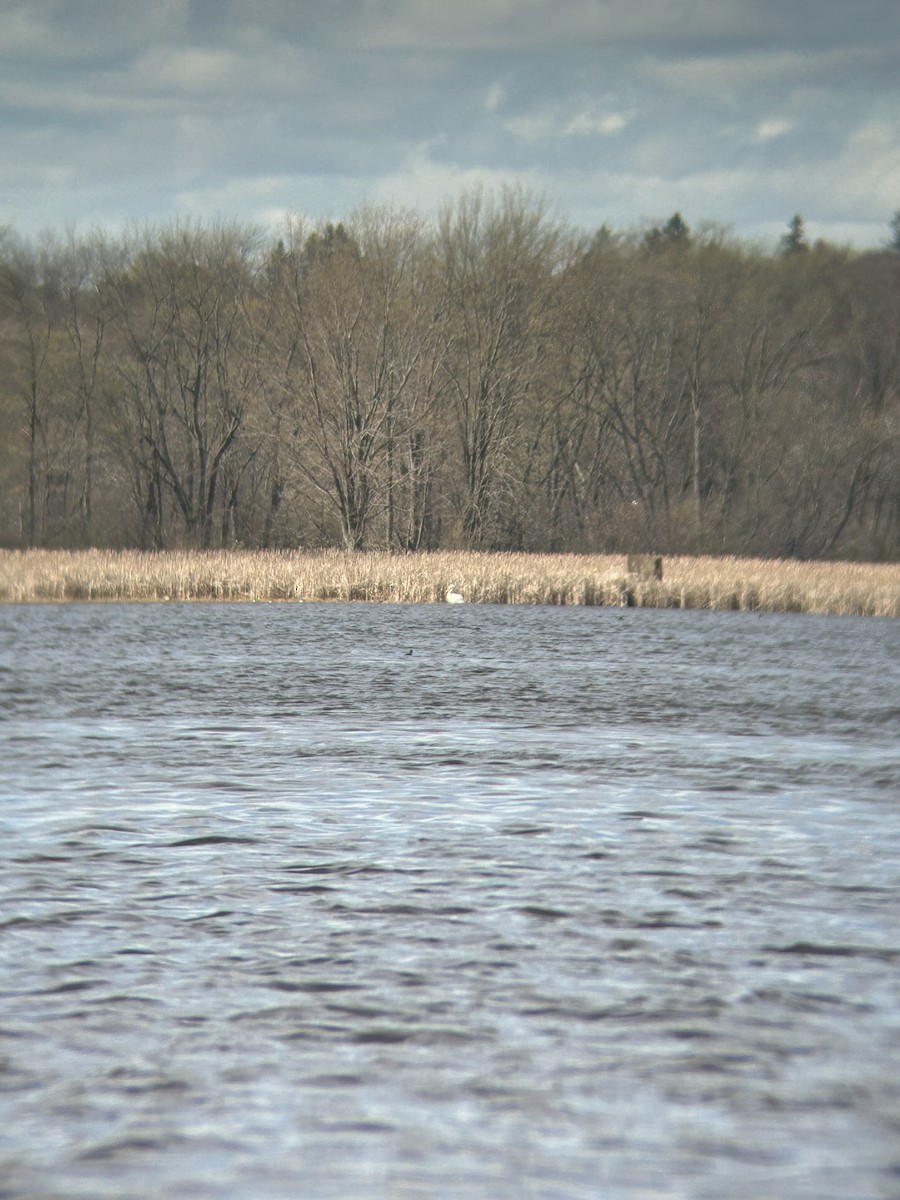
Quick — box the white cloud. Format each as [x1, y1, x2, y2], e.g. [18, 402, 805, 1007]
[640, 48, 849, 96]
[129, 40, 314, 98]
[0, 35, 314, 119]
[2, 0, 897, 249]
[504, 104, 631, 143]
[503, 113, 556, 143]
[176, 175, 307, 222]
[134, 47, 242, 94]
[369, 142, 538, 213]
[0, 0, 193, 63]
[563, 110, 629, 136]
[485, 82, 505, 112]
[754, 117, 793, 142]
[827, 120, 900, 214]
[0, 7, 51, 55]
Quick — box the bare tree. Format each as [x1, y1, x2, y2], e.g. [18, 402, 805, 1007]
[0, 202, 897, 561]
[39, 233, 121, 544]
[103, 223, 262, 547]
[436, 188, 563, 546]
[0, 233, 88, 546]
[268, 209, 443, 550]
[0, 238, 50, 545]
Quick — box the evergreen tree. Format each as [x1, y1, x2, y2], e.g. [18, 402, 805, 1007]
[781, 213, 808, 255]
[642, 212, 691, 252]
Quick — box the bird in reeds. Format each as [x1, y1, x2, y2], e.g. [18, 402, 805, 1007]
[445, 584, 465, 604]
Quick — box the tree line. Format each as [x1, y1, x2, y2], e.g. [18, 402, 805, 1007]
[1, 192, 898, 560]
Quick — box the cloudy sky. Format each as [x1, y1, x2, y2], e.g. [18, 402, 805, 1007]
[2, 0, 899, 248]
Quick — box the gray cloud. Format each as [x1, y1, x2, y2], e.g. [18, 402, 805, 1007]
[1, 0, 898, 245]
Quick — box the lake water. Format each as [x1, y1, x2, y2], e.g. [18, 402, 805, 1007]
[1, 601, 899, 1199]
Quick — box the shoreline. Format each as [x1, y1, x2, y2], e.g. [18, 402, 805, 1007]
[1, 549, 898, 617]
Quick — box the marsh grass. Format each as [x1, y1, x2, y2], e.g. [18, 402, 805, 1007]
[0, 549, 898, 616]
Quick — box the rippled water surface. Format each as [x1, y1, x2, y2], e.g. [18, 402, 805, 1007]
[1, 601, 899, 1199]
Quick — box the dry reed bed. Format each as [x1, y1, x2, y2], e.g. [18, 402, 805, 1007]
[1, 549, 898, 616]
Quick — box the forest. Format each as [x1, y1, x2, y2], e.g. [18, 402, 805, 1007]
[1, 191, 898, 560]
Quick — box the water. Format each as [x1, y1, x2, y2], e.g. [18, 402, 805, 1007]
[1, 601, 899, 1199]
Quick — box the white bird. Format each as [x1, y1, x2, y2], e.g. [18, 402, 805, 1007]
[445, 584, 465, 604]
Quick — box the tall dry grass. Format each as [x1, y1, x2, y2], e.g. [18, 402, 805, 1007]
[0, 549, 898, 616]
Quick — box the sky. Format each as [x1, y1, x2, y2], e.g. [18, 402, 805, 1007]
[2, 0, 899, 249]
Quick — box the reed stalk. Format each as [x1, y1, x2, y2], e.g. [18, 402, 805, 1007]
[0, 549, 897, 617]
